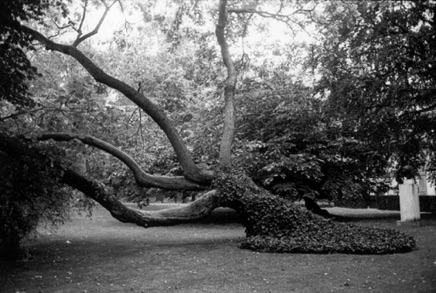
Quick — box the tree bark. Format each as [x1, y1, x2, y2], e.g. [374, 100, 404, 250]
[62, 168, 222, 227]
[216, 0, 237, 168]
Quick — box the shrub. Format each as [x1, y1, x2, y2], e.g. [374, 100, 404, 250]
[0, 136, 72, 259]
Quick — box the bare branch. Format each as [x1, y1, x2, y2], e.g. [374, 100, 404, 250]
[0, 107, 65, 122]
[76, 0, 89, 36]
[227, 3, 318, 35]
[72, 0, 118, 47]
[35, 132, 207, 190]
[51, 19, 74, 31]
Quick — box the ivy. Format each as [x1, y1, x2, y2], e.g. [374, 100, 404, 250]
[214, 168, 416, 254]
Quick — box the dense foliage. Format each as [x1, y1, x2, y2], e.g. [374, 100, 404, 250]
[236, 83, 388, 203]
[0, 0, 68, 107]
[0, 135, 72, 259]
[313, 0, 436, 183]
[214, 169, 416, 254]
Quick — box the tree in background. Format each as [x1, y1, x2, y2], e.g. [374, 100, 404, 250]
[312, 0, 436, 184]
[0, 0, 417, 257]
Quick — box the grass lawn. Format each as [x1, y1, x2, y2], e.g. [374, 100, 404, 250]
[1, 204, 435, 293]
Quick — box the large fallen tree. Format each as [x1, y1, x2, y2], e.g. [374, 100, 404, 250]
[0, 0, 417, 256]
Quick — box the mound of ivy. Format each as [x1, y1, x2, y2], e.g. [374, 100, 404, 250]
[214, 169, 416, 254]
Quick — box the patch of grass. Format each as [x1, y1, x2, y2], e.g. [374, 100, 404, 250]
[0, 205, 435, 293]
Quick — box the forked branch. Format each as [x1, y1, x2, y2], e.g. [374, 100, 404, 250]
[72, 0, 119, 47]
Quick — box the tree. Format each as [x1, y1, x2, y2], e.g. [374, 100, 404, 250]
[312, 0, 436, 183]
[0, 0, 416, 256]
[236, 81, 385, 204]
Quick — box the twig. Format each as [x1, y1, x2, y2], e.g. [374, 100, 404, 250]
[72, 0, 119, 47]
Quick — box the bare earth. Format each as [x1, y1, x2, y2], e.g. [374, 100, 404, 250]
[1, 204, 435, 293]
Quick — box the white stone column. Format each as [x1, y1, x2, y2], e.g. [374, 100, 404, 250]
[399, 181, 421, 222]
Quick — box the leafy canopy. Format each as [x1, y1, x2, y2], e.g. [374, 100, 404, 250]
[313, 0, 436, 182]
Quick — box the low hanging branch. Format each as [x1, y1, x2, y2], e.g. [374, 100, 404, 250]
[62, 168, 221, 227]
[216, 0, 237, 168]
[0, 133, 220, 228]
[35, 132, 207, 190]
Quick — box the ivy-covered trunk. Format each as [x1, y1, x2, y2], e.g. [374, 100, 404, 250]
[215, 169, 416, 254]
[60, 165, 418, 255]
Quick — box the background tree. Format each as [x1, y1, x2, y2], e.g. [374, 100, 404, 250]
[312, 0, 436, 184]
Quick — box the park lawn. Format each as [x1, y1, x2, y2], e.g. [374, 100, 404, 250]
[1, 204, 435, 293]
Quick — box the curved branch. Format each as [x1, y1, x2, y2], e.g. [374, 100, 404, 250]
[216, 0, 237, 168]
[21, 25, 213, 184]
[36, 132, 207, 190]
[63, 168, 221, 227]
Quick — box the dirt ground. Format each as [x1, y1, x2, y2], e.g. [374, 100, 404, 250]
[1, 204, 435, 293]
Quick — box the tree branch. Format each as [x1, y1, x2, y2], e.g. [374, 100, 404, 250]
[76, 0, 88, 36]
[35, 132, 207, 190]
[72, 0, 118, 47]
[227, 4, 317, 33]
[216, 0, 237, 168]
[62, 168, 221, 227]
[21, 25, 213, 184]
[0, 132, 220, 227]
[0, 107, 64, 122]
